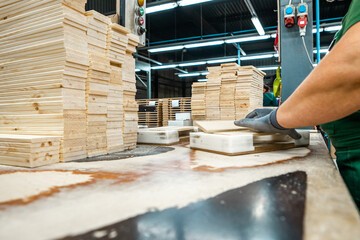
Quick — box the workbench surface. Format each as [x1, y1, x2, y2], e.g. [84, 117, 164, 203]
[0, 133, 359, 240]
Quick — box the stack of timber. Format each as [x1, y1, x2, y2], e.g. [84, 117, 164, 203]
[190, 63, 265, 121]
[191, 83, 206, 120]
[162, 98, 192, 126]
[122, 34, 140, 150]
[205, 66, 221, 120]
[0, 134, 60, 168]
[137, 99, 163, 128]
[106, 24, 129, 153]
[0, 1, 140, 166]
[234, 65, 264, 119]
[0, 0, 89, 162]
[86, 10, 111, 157]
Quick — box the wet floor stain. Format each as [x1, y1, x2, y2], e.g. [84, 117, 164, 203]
[0, 170, 144, 208]
[61, 171, 307, 240]
[72, 145, 174, 162]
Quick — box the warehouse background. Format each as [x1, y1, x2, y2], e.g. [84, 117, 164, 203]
[86, 0, 350, 99]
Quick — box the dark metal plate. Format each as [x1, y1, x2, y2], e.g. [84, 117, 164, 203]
[61, 171, 307, 240]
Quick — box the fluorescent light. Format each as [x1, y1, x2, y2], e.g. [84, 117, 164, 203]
[271, 33, 277, 38]
[207, 58, 237, 64]
[178, 0, 212, 7]
[274, 53, 279, 57]
[135, 69, 140, 72]
[198, 79, 208, 82]
[184, 40, 224, 49]
[241, 54, 274, 61]
[324, 25, 342, 32]
[146, 2, 178, 14]
[258, 66, 278, 71]
[251, 17, 265, 36]
[179, 61, 206, 67]
[201, 71, 209, 75]
[178, 73, 201, 77]
[313, 49, 328, 54]
[151, 64, 178, 70]
[148, 45, 184, 53]
[312, 28, 324, 33]
[225, 35, 271, 44]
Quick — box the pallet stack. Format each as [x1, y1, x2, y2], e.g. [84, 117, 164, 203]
[122, 34, 140, 150]
[0, 0, 90, 163]
[137, 99, 163, 128]
[205, 66, 221, 120]
[162, 99, 169, 126]
[191, 83, 207, 120]
[190, 63, 265, 121]
[85, 10, 111, 157]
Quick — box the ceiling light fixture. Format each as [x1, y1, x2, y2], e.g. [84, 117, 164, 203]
[225, 35, 271, 44]
[151, 64, 178, 70]
[178, 0, 213, 7]
[324, 25, 342, 32]
[148, 45, 184, 53]
[207, 58, 238, 64]
[198, 79, 208, 82]
[146, 2, 178, 14]
[179, 61, 207, 67]
[257, 66, 278, 71]
[241, 54, 274, 61]
[178, 73, 201, 77]
[184, 40, 224, 49]
[251, 17, 265, 36]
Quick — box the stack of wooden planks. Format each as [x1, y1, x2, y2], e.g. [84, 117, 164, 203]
[205, 66, 221, 120]
[0, 134, 60, 168]
[191, 63, 265, 121]
[191, 83, 207, 120]
[85, 10, 111, 157]
[137, 99, 163, 128]
[0, 0, 90, 162]
[0, 0, 139, 166]
[122, 34, 140, 150]
[162, 99, 169, 126]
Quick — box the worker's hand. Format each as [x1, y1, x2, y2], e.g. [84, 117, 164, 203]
[234, 108, 302, 139]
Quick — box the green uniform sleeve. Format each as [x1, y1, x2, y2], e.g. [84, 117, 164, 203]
[335, 0, 360, 43]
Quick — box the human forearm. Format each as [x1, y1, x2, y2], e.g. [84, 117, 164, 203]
[277, 22, 360, 128]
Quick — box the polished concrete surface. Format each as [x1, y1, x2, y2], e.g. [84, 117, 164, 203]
[0, 133, 359, 240]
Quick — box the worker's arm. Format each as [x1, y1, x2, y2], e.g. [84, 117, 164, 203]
[277, 21, 360, 128]
[235, 22, 360, 138]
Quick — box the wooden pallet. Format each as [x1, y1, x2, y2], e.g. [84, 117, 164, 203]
[137, 99, 163, 128]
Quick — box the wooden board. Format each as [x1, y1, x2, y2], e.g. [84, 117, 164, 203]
[194, 120, 247, 133]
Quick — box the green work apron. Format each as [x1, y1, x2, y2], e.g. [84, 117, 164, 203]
[321, 0, 360, 210]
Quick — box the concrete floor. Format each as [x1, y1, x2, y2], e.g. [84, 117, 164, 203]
[0, 133, 359, 240]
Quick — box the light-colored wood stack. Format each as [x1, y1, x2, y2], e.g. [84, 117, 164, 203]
[107, 66, 124, 153]
[220, 64, 238, 120]
[234, 66, 265, 120]
[85, 10, 111, 157]
[137, 99, 163, 128]
[205, 66, 221, 120]
[191, 83, 207, 120]
[107, 23, 129, 66]
[106, 24, 129, 153]
[0, 134, 60, 168]
[122, 34, 140, 150]
[191, 63, 265, 121]
[0, 0, 89, 162]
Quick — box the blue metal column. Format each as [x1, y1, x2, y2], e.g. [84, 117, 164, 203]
[316, 0, 321, 63]
[237, 43, 241, 65]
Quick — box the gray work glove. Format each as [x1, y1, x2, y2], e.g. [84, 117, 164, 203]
[234, 108, 302, 140]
